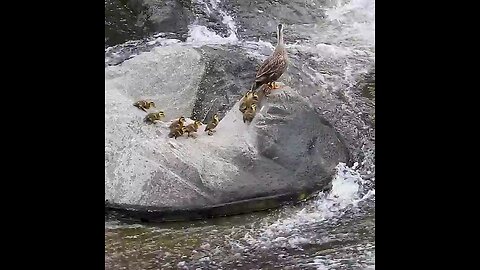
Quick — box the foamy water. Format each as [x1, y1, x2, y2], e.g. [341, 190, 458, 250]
[186, 24, 238, 45]
[105, 162, 375, 269]
[187, 0, 239, 45]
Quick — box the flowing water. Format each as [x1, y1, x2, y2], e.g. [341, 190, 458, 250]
[105, 0, 375, 269]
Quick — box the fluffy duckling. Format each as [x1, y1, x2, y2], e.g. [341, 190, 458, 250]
[144, 111, 165, 124]
[169, 116, 186, 131]
[243, 103, 257, 123]
[169, 126, 187, 139]
[184, 120, 202, 138]
[168, 116, 186, 139]
[133, 100, 155, 112]
[239, 90, 259, 113]
[204, 114, 220, 136]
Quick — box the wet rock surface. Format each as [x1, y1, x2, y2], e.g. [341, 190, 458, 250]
[105, 44, 349, 218]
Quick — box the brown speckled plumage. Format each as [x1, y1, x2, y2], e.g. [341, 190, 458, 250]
[252, 24, 288, 91]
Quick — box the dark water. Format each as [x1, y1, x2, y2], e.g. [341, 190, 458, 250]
[105, 0, 152, 47]
[105, 0, 375, 269]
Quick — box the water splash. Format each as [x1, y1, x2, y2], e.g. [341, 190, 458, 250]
[189, 0, 239, 44]
[237, 163, 372, 249]
[326, 0, 375, 47]
[186, 24, 238, 45]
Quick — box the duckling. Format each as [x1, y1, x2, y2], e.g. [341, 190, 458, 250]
[239, 90, 259, 113]
[243, 103, 257, 123]
[133, 100, 156, 112]
[204, 114, 220, 136]
[169, 116, 186, 131]
[144, 111, 165, 124]
[169, 126, 187, 139]
[168, 116, 187, 139]
[184, 120, 203, 138]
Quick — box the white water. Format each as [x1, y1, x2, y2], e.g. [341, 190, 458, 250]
[229, 163, 373, 248]
[326, 0, 375, 46]
[187, 0, 239, 45]
[186, 24, 238, 45]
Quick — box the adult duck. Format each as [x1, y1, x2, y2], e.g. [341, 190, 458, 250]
[251, 23, 288, 91]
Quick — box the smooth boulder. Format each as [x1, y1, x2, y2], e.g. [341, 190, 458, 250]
[105, 44, 349, 221]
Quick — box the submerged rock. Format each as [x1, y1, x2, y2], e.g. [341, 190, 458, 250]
[105, 44, 349, 222]
[105, 0, 195, 48]
[224, 0, 327, 41]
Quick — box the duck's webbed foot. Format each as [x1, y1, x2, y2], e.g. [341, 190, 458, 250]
[271, 82, 282, 89]
[263, 84, 273, 97]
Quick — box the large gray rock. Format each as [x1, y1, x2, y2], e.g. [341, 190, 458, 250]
[105, 44, 349, 221]
[105, 45, 204, 121]
[191, 45, 258, 122]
